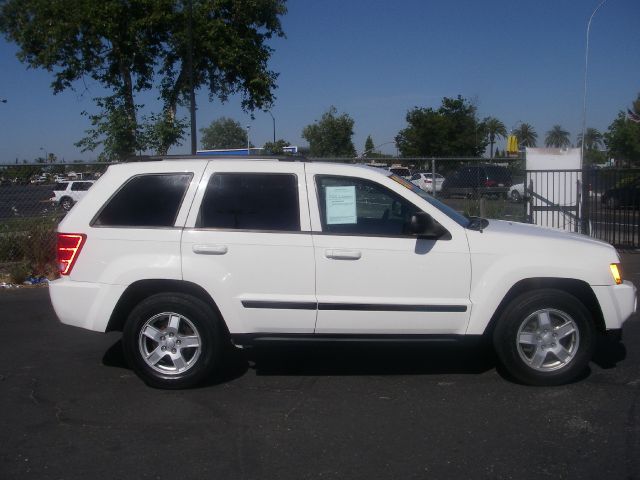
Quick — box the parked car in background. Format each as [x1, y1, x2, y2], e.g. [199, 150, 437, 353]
[601, 177, 640, 209]
[411, 172, 445, 193]
[509, 183, 528, 202]
[50, 180, 95, 211]
[441, 165, 512, 198]
[388, 165, 412, 180]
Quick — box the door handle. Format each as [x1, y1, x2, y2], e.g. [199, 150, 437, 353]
[193, 244, 228, 255]
[325, 249, 362, 260]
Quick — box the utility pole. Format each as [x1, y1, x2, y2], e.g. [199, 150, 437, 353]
[187, 0, 197, 155]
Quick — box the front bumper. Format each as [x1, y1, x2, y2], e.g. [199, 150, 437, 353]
[592, 280, 637, 330]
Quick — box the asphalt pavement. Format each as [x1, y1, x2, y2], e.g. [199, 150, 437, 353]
[1, 254, 639, 480]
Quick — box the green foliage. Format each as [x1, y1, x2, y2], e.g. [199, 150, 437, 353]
[302, 106, 356, 157]
[605, 94, 640, 165]
[364, 135, 375, 154]
[0, 216, 58, 278]
[544, 125, 571, 148]
[481, 116, 507, 158]
[200, 117, 248, 150]
[577, 127, 603, 150]
[0, 0, 287, 160]
[395, 96, 488, 157]
[8, 262, 30, 284]
[513, 123, 538, 148]
[263, 139, 290, 155]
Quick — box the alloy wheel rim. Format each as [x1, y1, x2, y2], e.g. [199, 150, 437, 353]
[516, 308, 580, 372]
[138, 312, 202, 375]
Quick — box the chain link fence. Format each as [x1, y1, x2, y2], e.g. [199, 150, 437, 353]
[3, 157, 636, 284]
[0, 163, 111, 284]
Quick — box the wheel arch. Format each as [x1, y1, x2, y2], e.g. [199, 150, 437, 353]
[481, 277, 605, 337]
[106, 279, 228, 335]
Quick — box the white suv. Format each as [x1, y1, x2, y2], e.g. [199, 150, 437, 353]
[49, 158, 637, 389]
[50, 180, 95, 211]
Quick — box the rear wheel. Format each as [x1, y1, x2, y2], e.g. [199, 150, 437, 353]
[493, 289, 595, 386]
[60, 197, 74, 211]
[510, 190, 521, 202]
[123, 293, 223, 389]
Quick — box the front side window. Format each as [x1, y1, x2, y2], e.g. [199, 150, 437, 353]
[316, 175, 421, 236]
[197, 173, 300, 231]
[93, 173, 192, 227]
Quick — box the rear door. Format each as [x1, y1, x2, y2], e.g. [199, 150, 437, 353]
[182, 162, 317, 335]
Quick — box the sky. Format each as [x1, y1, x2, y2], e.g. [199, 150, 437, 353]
[0, 0, 639, 162]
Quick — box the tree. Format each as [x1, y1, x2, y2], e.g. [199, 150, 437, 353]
[605, 114, 640, 166]
[200, 117, 248, 150]
[301, 106, 356, 157]
[395, 96, 487, 157]
[513, 123, 538, 148]
[364, 135, 375, 155]
[545, 125, 571, 148]
[481, 117, 507, 159]
[577, 128, 603, 150]
[0, 0, 286, 160]
[263, 139, 290, 155]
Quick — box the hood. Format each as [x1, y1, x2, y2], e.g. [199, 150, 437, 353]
[466, 219, 618, 261]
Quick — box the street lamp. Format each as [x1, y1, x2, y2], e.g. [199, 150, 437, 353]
[581, 0, 608, 168]
[246, 124, 251, 155]
[267, 111, 276, 143]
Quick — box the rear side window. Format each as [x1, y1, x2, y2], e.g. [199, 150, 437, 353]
[54, 182, 68, 191]
[93, 173, 192, 227]
[197, 173, 300, 231]
[71, 181, 93, 191]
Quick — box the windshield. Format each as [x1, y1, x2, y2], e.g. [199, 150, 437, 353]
[389, 174, 470, 227]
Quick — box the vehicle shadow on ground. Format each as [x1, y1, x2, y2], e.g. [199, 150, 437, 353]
[101, 334, 627, 386]
[245, 342, 497, 377]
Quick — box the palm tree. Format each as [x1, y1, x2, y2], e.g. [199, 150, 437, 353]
[544, 125, 571, 148]
[512, 123, 538, 148]
[577, 127, 603, 150]
[483, 117, 507, 158]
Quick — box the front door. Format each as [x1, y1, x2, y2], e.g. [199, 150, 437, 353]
[306, 165, 471, 335]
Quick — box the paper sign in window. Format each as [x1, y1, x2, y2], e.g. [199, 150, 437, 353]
[325, 186, 357, 224]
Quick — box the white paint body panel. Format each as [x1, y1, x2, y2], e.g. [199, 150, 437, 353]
[49, 159, 637, 338]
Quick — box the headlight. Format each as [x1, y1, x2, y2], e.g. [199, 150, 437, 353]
[610, 263, 622, 285]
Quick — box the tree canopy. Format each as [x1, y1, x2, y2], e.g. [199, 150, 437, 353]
[513, 123, 538, 148]
[200, 117, 248, 150]
[0, 0, 287, 160]
[301, 106, 356, 157]
[395, 96, 487, 157]
[604, 93, 640, 165]
[544, 125, 571, 148]
[482, 117, 507, 158]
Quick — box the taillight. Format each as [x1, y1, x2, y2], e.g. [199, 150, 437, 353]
[57, 233, 86, 275]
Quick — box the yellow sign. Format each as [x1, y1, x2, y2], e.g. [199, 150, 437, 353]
[506, 135, 519, 155]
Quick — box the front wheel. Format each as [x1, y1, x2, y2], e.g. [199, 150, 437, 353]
[493, 289, 595, 386]
[123, 293, 223, 389]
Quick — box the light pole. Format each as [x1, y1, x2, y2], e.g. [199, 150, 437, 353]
[40, 147, 48, 164]
[267, 111, 276, 143]
[581, 0, 608, 168]
[246, 124, 251, 155]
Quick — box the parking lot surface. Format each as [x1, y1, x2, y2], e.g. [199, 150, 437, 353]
[1, 254, 639, 480]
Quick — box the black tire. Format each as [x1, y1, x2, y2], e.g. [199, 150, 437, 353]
[510, 190, 521, 202]
[493, 289, 595, 386]
[60, 197, 74, 211]
[123, 292, 223, 389]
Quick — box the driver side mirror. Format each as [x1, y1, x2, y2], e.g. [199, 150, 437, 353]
[409, 211, 448, 239]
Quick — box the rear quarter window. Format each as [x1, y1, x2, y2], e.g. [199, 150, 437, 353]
[93, 173, 192, 227]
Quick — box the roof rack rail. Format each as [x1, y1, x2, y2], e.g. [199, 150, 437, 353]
[124, 154, 309, 162]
